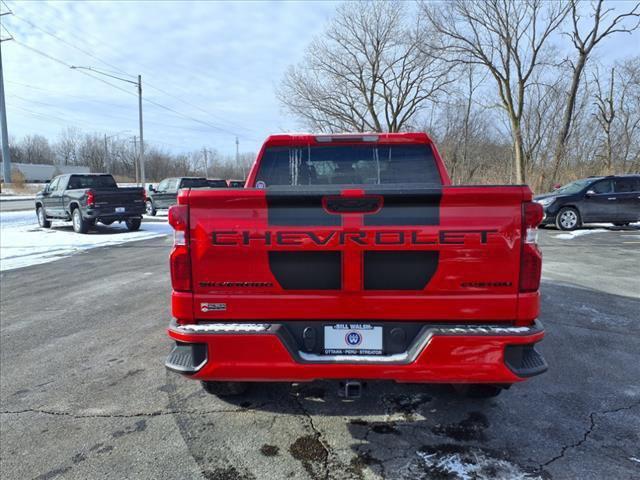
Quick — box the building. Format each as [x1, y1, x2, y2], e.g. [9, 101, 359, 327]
[0, 163, 91, 183]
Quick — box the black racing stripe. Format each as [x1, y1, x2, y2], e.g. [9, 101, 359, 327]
[363, 251, 439, 290]
[363, 189, 442, 226]
[269, 251, 342, 290]
[266, 192, 340, 226]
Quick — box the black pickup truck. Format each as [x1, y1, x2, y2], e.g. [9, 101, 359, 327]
[145, 177, 210, 216]
[35, 173, 145, 233]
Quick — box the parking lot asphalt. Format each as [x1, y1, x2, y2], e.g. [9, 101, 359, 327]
[1, 225, 639, 480]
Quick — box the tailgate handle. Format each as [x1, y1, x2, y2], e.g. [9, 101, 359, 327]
[323, 195, 382, 214]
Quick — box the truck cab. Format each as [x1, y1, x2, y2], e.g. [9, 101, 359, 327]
[145, 177, 209, 215]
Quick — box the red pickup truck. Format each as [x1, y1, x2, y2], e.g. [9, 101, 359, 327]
[165, 133, 546, 398]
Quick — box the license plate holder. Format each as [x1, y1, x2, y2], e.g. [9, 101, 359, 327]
[115, 207, 125, 213]
[323, 324, 383, 355]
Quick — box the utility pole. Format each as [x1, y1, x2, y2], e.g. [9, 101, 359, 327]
[235, 136, 239, 165]
[203, 147, 209, 177]
[104, 134, 109, 174]
[137, 75, 145, 187]
[132, 136, 139, 184]
[69, 66, 144, 185]
[0, 11, 14, 185]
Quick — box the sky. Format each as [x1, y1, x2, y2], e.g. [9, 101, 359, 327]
[1, 0, 339, 155]
[1, 0, 638, 156]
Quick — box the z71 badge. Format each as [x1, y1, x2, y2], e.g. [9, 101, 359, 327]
[201, 303, 226, 312]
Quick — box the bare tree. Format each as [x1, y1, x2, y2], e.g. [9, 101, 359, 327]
[592, 66, 616, 173]
[278, 1, 451, 133]
[549, 0, 640, 184]
[20, 134, 55, 164]
[422, 0, 569, 183]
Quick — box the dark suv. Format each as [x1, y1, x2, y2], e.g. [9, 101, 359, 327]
[145, 177, 209, 216]
[534, 175, 640, 230]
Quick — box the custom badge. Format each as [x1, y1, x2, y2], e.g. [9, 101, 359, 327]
[201, 303, 226, 312]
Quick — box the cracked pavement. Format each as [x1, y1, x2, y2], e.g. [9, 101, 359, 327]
[1, 226, 639, 479]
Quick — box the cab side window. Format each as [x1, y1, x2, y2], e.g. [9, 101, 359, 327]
[166, 179, 179, 192]
[157, 179, 169, 192]
[48, 177, 60, 192]
[614, 178, 637, 193]
[592, 180, 612, 194]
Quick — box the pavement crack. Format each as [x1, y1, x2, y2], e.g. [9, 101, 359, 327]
[0, 404, 272, 419]
[537, 399, 640, 470]
[293, 394, 332, 480]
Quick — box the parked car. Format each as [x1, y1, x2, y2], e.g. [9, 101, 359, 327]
[145, 177, 209, 216]
[165, 132, 546, 399]
[35, 173, 145, 233]
[227, 179, 245, 188]
[207, 179, 228, 188]
[535, 174, 640, 230]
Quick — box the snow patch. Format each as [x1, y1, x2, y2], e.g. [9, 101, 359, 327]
[554, 228, 609, 240]
[414, 447, 541, 480]
[1, 210, 171, 271]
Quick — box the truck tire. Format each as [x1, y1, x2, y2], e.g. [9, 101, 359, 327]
[145, 200, 157, 216]
[454, 384, 504, 398]
[555, 207, 581, 231]
[37, 206, 51, 228]
[201, 381, 249, 397]
[72, 208, 90, 234]
[125, 218, 142, 231]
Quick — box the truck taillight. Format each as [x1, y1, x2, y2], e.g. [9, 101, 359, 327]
[520, 202, 543, 293]
[169, 205, 191, 291]
[86, 190, 95, 207]
[168, 205, 188, 245]
[170, 247, 191, 292]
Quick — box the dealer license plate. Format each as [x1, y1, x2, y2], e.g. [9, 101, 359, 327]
[115, 207, 125, 213]
[323, 324, 383, 355]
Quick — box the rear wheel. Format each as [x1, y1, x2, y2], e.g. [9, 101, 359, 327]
[145, 200, 157, 216]
[454, 384, 505, 398]
[201, 381, 249, 397]
[72, 208, 90, 234]
[613, 222, 630, 227]
[125, 218, 142, 231]
[37, 207, 51, 228]
[556, 207, 581, 231]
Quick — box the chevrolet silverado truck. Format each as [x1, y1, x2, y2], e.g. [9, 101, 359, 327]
[145, 177, 209, 216]
[165, 133, 546, 398]
[35, 173, 145, 233]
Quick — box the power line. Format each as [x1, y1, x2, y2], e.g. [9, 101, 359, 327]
[144, 81, 255, 134]
[9, 11, 136, 79]
[6, 5, 258, 140]
[11, 38, 259, 141]
[7, 81, 243, 134]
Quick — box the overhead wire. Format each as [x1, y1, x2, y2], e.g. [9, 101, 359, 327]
[6, 5, 258, 141]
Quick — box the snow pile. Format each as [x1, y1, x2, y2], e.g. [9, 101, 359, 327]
[0, 211, 171, 271]
[415, 447, 541, 480]
[554, 228, 609, 240]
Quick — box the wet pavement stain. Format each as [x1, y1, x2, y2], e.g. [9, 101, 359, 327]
[260, 444, 279, 457]
[431, 411, 490, 441]
[289, 434, 328, 479]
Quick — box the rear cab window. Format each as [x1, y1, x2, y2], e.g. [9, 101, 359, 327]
[179, 178, 209, 189]
[255, 144, 442, 187]
[67, 175, 117, 189]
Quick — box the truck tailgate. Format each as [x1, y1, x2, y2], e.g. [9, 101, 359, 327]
[92, 188, 144, 209]
[185, 186, 531, 322]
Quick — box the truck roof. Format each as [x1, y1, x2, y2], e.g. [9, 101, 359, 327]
[262, 132, 434, 147]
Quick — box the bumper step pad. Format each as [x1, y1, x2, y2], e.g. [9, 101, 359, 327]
[165, 343, 207, 374]
[504, 344, 548, 377]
